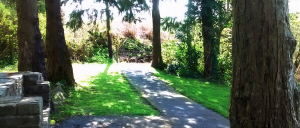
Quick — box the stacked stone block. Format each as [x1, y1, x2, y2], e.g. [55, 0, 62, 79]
[0, 72, 50, 128]
[23, 73, 50, 108]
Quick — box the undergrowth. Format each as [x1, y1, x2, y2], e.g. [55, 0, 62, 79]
[0, 59, 17, 72]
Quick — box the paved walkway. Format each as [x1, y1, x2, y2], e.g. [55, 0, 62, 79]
[122, 64, 229, 128]
[53, 63, 229, 128]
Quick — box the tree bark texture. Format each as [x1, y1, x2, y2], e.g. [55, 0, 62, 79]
[201, 0, 218, 80]
[230, 0, 300, 127]
[151, 0, 163, 69]
[17, 0, 47, 79]
[105, 1, 113, 60]
[45, 0, 75, 86]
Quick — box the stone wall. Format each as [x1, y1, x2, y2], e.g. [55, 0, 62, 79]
[0, 72, 50, 128]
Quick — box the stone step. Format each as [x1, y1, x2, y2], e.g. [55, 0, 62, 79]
[0, 97, 43, 128]
[0, 73, 24, 100]
[0, 86, 9, 98]
[0, 72, 50, 128]
[0, 78, 23, 100]
[23, 72, 44, 86]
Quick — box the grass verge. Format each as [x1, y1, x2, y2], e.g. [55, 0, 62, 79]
[51, 63, 159, 121]
[153, 69, 230, 118]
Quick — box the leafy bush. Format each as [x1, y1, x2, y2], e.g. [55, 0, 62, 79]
[65, 23, 107, 62]
[87, 47, 110, 63]
[217, 28, 232, 85]
[0, 3, 18, 64]
[167, 62, 202, 78]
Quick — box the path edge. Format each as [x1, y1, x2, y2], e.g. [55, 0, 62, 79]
[121, 72, 166, 116]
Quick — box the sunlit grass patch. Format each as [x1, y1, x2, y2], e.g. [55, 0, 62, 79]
[51, 63, 159, 121]
[153, 69, 230, 118]
[0, 62, 17, 72]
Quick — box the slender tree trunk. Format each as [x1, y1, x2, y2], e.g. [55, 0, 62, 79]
[201, 0, 218, 80]
[230, 0, 300, 127]
[45, 0, 75, 86]
[105, 1, 113, 60]
[9, 37, 14, 61]
[216, 29, 223, 54]
[151, 0, 163, 69]
[16, 0, 47, 79]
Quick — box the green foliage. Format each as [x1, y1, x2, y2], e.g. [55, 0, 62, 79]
[64, 23, 106, 62]
[121, 38, 151, 51]
[290, 13, 300, 83]
[66, 10, 84, 31]
[38, 13, 47, 42]
[161, 39, 177, 64]
[160, 0, 232, 82]
[0, 59, 17, 72]
[218, 28, 232, 85]
[88, 47, 110, 63]
[0, 1, 47, 69]
[37, 0, 46, 13]
[153, 69, 230, 118]
[51, 64, 159, 121]
[291, 13, 300, 63]
[0, 2, 18, 64]
[161, 16, 202, 77]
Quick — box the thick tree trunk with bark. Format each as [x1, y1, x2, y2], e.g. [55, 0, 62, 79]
[45, 0, 75, 86]
[151, 0, 163, 69]
[105, 1, 113, 60]
[230, 0, 300, 127]
[201, 0, 218, 80]
[16, 0, 47, 79]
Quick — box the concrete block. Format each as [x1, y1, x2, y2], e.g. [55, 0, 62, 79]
[18, 97, 42, 115]
[0, 96, 22, 104]
[0, 103, 17, 116]
[0, 115, 41, 128]
[23, 73, 43, 86]
[24, 82, 50, 94]
[25, 93, 50, 104]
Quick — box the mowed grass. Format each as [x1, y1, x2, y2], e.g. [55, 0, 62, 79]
[51, 63, 159, 121]
[153, 69, 230, 118]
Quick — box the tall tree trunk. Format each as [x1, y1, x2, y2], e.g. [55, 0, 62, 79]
[151, 0, 163, 69]
[45, 0, 75, 86]
[16, 0, 47, 79]
[9, 37, 14, 61]
[105, 1, 113, 60]
[216, 28, 223, 54]
[201, 0, 218, 80]
[230, 0, 300, 127]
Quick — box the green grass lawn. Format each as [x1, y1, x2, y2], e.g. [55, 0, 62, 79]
[0, 63, 17, 72]
[51, 63, 159, 121]
[153, 69, 230, 118]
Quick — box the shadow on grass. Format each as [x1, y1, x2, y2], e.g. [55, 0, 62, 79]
[152, 68, 230, 118]
[51, 63, 159, 121]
